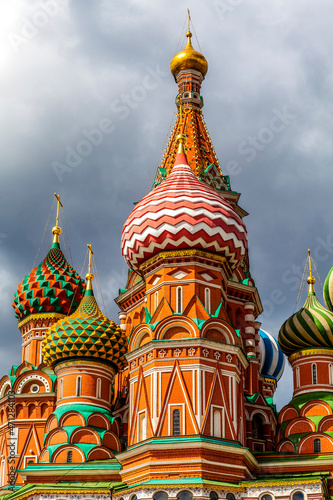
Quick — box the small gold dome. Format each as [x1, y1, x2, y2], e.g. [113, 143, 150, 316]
[170, 31, 208, 77]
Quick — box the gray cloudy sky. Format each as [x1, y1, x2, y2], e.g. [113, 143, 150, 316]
[1, 0, 333, 410]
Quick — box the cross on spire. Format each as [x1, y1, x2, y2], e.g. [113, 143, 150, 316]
[86, 244, 94, 291]
[52, 193, 63, 244]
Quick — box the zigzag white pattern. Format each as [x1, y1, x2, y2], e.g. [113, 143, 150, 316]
[121, 160, 247, 270]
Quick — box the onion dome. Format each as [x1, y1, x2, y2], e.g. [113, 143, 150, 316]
[323, 266, 333, 311]
[258, 329, 285, 381]
[13, 225, 84, 323]
[121, 138, 247, 272]
[42, 246, 127, 370]
[278, 269, 333, 357]
[170, 31, 208, 78]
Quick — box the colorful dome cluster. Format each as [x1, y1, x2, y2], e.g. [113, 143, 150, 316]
[258, 329, 285, 381]
[13, 242, 85, 322]
[278, 282, 333, 357]
[121, 151, 247, 271]
[42, 288, 127, 370]
[170, 31, 208, 77]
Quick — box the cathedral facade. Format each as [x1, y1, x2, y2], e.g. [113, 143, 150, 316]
[1, 22, 333, 500]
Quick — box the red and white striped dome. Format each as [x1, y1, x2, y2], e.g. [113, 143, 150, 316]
[121, 152, 247, 271]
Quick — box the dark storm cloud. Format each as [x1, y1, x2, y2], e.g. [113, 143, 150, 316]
[1, 0, 333, 410]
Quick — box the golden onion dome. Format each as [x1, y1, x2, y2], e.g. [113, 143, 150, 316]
[170, 31, 208, 77]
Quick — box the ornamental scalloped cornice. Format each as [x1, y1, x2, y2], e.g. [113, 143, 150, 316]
[114, 484, 246, 497]
[7, 488, 112, 500]
[139, 249, 229, 273]
[125, 337, 249, 369]
[244, 478, 323, 488]
[18, 312, 64, 329]
[289, 348, 333, 362]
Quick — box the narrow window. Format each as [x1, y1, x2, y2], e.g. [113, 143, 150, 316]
[292, 492, 304, 500]
[59, 379, 63, 399]
[67, 450, 73, 463]
[314, 438, 321, 453]
[26, 344, 29, 362]
[176, 287, 183, 313]
[296, 366, 300, 388]
[312, 364, 317, 385]
[96, 378, 101, 399]
[172, 409, 181, 435]
[140, 413, 147, 441]
[226, 495, 235, 500]
[39, 342, 43, 365]
[252, 414, 265, 439]
[154, 291, 159, 310]
[330, 364, 333, 385]
[76, 376, 82, 397]
[0, 460, 5, 487]
[210, 493, 218, 500]
[205, 288, 211, 314]
[213, 409, 221, 438]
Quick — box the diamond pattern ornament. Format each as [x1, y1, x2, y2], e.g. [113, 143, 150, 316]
[42, 291, 127, 370]
[13, 242, 85, 322]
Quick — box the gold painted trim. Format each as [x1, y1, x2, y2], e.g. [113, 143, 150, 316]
[245, 478, 322, 488]
[289, 348, 333, 362]
[139, 249, 227, 272]
[18, 312, 65, 329]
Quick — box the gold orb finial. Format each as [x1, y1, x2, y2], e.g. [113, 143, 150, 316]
[170, 24, 208, 77]
[176, 133, 186, 154]
[307, 249, 316, 293]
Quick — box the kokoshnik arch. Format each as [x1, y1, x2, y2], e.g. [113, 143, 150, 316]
[1, 15, 333, 500]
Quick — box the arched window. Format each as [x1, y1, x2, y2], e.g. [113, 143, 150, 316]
[252, 414, 265, 439]
[76, 376, 82, 397]
[177, 491, 193, 500]
[59, 379, 63, 399]
[96, 378, 101, 399]
[130, 495, 138, 500]
[226, 494, 235, 500]
[154, 492, 168, 500]
[312, 364, 317, 384]
[210, 492, 218, 500]
[172, 409, 181, 435]
[67, 450, 73, 463]
[314, 438, 321, 453]
[213, 409, 221, 438]
[205, 288, 211, 314]
[261, 495, 273, 500]
[154, 291, 159, 311]
[140, 413, 147, 441]
[176, 287, 183, 313]
[292, 492, 304, 500]
[39, 342, 43, 365]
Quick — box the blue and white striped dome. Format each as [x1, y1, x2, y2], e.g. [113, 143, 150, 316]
[259, 329, 285, 381]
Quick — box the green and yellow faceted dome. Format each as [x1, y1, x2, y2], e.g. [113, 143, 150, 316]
[279, 276, 333, 357]
[42, 286, 127, 370]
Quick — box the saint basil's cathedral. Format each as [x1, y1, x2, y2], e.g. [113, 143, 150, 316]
[1, 18, 333, 500]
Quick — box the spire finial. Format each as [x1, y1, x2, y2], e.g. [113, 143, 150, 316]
[86, 244, 94, 292]
[176, 133, 186, 154]
[186, 9, 193, 46]
[52, 193, 63, 244]
[307, 248, 316, 293]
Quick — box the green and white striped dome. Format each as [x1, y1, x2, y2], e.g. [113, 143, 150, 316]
[324, 267, 333, 312]
[278, 285, 333, 357]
